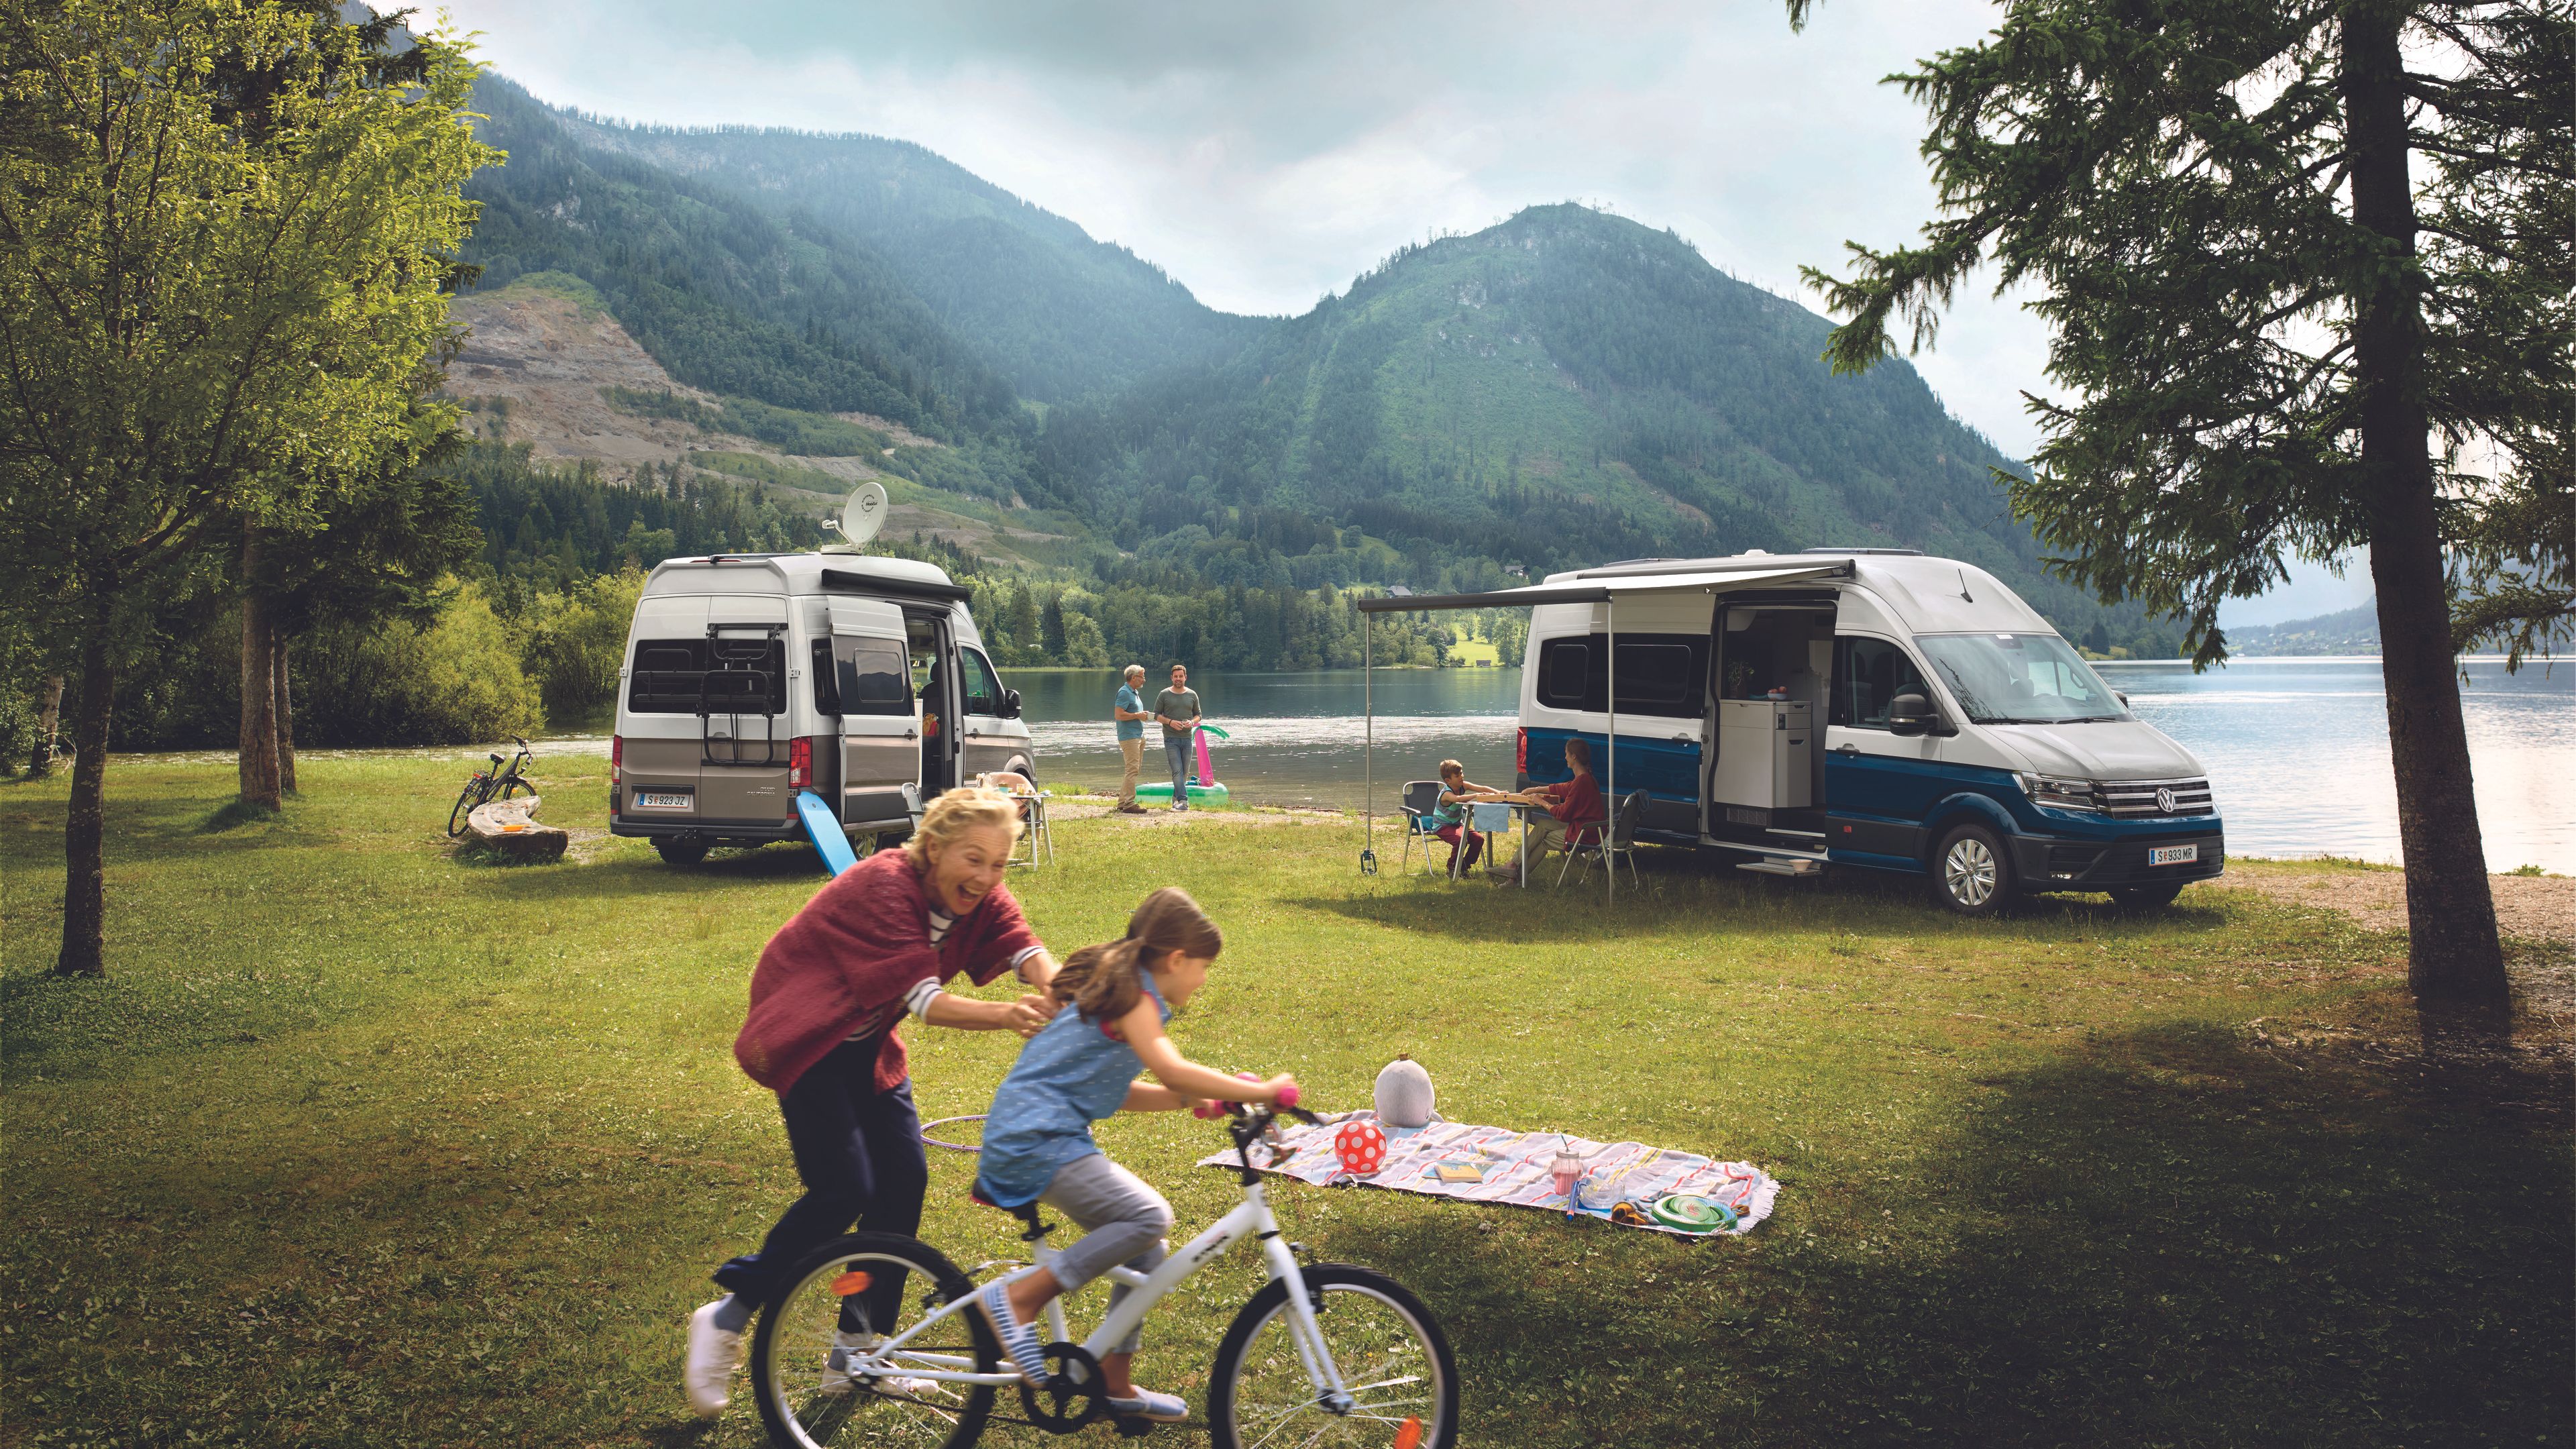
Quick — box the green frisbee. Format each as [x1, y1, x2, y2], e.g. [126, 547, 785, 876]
[1648, 1193, 1735, 1233]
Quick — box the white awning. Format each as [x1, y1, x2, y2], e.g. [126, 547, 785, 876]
[1353, 560, 1849, 613]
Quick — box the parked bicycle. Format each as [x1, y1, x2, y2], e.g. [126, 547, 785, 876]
[446, 736, 537, 837]
[749, 1093, 1457, 1448]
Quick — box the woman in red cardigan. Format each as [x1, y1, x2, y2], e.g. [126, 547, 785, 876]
[685, 788, 1059, 1419]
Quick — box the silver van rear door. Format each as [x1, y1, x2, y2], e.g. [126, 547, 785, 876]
[698, 595, 793, 822]
[828, 598, 920, 828]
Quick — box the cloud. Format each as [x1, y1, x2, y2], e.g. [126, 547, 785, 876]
[439, 0, 2055, 451]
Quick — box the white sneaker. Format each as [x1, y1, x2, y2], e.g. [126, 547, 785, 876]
[1108, 1387, 1191, 1421]
[685, 1299, 746, 1419]
[822, 1331, 944, 1401]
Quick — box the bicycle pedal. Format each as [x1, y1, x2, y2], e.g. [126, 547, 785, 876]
[1111, 1415, 1157, 1438]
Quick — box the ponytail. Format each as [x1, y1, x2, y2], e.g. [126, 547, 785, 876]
[1051, 887, 1225, 1024]
[1053, 938, 1150, 1023]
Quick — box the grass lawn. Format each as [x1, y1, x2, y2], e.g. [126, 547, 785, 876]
[3, 753, 2568, 1447]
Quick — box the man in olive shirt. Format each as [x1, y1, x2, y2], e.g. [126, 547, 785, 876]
[1112, 665, 1150, 814]
[1154, 663, 1202, 812]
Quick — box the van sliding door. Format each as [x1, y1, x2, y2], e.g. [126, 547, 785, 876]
[826, 598, 920, 830]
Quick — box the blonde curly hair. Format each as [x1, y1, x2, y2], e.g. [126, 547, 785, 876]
[902, 786, 1024, 867]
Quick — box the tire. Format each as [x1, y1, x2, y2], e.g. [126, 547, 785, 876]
[749, 1233, 997, 1449]
[653, 835, 710, 866]
[2110, 881, 2185, 910]
[499, 775, 537, 801]
[1929, 822, 2016, 916]
[1208, 1264, 1458, 1449]
[446, 777, 488, 837]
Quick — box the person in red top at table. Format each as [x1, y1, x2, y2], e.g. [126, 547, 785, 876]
[683, 788, 1060, 1420]
[1485, 737, 1605, 877]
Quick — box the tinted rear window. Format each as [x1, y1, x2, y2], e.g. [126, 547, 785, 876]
[626, 637, 786, 715]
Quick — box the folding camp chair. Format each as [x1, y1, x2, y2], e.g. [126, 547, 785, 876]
[1560, 790, 1647, 890]
[1396, 780, 1445, 875]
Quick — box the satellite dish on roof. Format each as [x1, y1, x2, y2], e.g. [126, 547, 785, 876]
[826, 480, 888, 552]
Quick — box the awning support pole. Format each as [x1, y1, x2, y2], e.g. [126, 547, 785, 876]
[1362, 602, 1375, 873]
[1606, 596, 1617, 906]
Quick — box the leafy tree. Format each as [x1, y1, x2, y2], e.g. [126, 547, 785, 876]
[1788, 0, 2569, 1008]
[252, 409, 484, 792]
[0, 1, 494, 975]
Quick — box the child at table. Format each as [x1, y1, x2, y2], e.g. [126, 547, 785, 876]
[973, 888, 1295, 1423]
[1430, 758, 1502, 874]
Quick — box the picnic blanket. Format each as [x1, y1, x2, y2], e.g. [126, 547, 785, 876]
[1197, 1113, 1779, 1237]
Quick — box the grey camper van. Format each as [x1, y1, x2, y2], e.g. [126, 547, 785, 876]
[609, 553, 1036, 865]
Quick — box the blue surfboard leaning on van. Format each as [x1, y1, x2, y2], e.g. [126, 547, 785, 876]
[1375, 548, 2222, 914]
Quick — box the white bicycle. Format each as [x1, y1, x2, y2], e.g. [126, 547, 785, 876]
[748, 1095, 1458, 1448]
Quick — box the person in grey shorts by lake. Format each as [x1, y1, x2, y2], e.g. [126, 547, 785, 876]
[1153, 664, 1201, 812]
[1112, 665, 1150, 814]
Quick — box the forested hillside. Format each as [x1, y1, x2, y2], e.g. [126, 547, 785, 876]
[460, 77, 1022, 439]
[1039, 205, 2125, 631]
[452, 80, 2168, 657]
[554, 117, 1268, 403]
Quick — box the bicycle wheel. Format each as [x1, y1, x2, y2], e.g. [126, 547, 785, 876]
[1208, 1263, 1458, 1449]
[749, 1232, 998, 1449]
[446, 776, 488, 837]
[499, 774, 537, 801]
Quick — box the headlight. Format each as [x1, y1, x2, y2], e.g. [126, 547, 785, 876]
[2015, 772, 2100, 811]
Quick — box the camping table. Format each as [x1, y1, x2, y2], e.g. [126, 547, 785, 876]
[1001, 788, 1053, 867]
[1458, 800, 1518, 885]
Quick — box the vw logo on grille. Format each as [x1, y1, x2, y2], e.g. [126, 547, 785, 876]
[2155, 786, 2176, 814]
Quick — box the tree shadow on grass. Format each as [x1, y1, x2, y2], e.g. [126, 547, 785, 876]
[1316, 1021, 2572, 1448]
[1289, 846, 2244, 947]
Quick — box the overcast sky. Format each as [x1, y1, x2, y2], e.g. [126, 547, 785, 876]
[439, 0, 2369, 625]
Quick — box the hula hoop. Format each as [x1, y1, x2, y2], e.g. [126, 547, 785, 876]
[920, 1114, 986, 1153]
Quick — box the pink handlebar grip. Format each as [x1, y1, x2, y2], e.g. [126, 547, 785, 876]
[1275, 1084, 1300, 1109]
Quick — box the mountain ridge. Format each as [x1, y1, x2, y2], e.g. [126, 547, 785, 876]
[452, 78, 2167, 645]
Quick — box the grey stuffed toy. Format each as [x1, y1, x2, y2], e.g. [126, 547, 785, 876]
[1373, 1054, 1436, 1130]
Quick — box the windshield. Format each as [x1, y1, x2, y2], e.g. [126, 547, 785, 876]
[1915, 633, 2128, 725]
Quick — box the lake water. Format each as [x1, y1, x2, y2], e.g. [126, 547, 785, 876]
[1005, 659, 2576, 873]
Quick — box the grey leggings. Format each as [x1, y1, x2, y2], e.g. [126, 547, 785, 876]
[1041, 1153, 1172, 1354]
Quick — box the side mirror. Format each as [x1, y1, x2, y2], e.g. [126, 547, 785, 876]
[2114, 690, 2130, 708]
[1888, 691, 1934, 737]
[1002, 688, 1023, 720]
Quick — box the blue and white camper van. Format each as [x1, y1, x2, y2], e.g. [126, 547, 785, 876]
[1503, 549, 2223, 914]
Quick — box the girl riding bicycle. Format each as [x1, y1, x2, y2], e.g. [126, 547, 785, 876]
[972, 888, 1294, 1424]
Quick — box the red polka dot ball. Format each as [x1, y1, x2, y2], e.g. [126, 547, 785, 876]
[1334, 1120, 1389, 1175]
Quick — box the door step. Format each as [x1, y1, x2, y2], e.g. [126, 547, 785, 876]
[1737, 858, 1825, 878]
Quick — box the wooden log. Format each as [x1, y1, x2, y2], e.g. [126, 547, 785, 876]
[464, 793, 567, 863]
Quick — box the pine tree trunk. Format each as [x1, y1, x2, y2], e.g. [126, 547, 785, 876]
[2343, 1, 2508, 1010]
[30, 672, 62, 777]
[55, 639, 113, 977]
[237, 533, 282, 810]
[273, 619, 298, 794]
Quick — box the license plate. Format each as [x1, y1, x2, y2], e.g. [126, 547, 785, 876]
[634, 791, 691, 810]
[2149, 844, 2199, 867]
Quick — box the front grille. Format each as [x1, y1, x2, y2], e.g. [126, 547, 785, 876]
[2097, 777, 2214, 818]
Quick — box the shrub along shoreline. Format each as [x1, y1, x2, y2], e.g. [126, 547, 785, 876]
[2, 754, 2567, 1445]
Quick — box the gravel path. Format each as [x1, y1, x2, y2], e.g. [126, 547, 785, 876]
[2226, 863, 2575, 945]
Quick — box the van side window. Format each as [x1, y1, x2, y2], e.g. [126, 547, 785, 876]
[1832, 637, 1930, 729]
[1534, 634, 1707, 718]
[836, 639, 911, 716]
[961, 649, 1002, 716]
[1540, 641, 1590, 706]
[811, 639, 841, 714]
